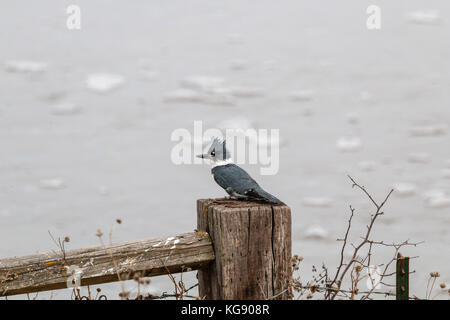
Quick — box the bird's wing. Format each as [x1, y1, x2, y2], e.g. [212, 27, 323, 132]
[212, 164, 260, 195]
[244, 188, 283, 204]
[212, 164, 283, 204]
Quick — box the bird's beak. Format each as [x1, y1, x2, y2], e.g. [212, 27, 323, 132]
[196, 154, 205, 159]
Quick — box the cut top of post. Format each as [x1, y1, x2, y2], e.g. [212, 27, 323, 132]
[198, 198, 287, 209]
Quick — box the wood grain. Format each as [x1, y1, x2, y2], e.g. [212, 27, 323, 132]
[0, 231, 214, 297]
[197, 198, 292, 300]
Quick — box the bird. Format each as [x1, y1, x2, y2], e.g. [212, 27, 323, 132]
[197, 138, 283, 204]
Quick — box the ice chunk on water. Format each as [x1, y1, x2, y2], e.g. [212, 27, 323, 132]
[181, 75, 226, 91]
[406, 10, 441, 25]
[174, 76, 234, 105]
[86, 73, 125, 93]
[204, 87, 235, 106]
[289, 90, 315, 102]
[407, 153, 431, 164]
[5, 60, 47, 73]
[40, 178, 65, 190]
[336, 137, 362, 152]
[51, 103, 81, 115]
[424, 189, 446, 200]
[393, 183, 416, 197]
[305, 225, 328, 240]
[163, 88, 204, 103]
[424, 190, 450, 208]
[230, 86, 264, 98]
[409, 125, 446, 137]
[358, 161, 377, 172]
[301, 197, 333, 207]
[426, 196, 450, 208]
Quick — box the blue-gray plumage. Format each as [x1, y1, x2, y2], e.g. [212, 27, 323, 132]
[197, 138, 283, 204]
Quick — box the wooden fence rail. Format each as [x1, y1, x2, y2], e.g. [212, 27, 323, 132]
[0, 199, 292, 299]
[0, 231, 214, 297]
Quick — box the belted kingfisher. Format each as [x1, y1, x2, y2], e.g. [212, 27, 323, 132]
[197, 138, 283, 204]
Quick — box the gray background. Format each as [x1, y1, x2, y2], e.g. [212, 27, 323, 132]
[0, 1, 448, 299]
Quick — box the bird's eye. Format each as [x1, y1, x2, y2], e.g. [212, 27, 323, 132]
[211, 151, 215, 156]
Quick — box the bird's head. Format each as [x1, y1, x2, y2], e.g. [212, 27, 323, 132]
[196, 137, 231, 164]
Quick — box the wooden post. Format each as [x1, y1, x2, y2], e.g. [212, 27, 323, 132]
[396, 253, 409, 300]
[197, 198, 292, 300]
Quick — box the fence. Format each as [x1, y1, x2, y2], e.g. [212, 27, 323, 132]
[0, 199, 292, 299]
[0, 199, 411, 300]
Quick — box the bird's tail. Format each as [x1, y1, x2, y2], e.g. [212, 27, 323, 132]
[247, 187, 284, 205]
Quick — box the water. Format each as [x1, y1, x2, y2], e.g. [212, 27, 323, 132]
[0, 1, 449, 299]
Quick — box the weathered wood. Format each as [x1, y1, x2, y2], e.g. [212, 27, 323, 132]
[0, 231, 214, 297]
[197, 198, 292, 300]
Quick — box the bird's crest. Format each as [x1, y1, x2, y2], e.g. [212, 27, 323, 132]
[207, 137, 231, 161]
